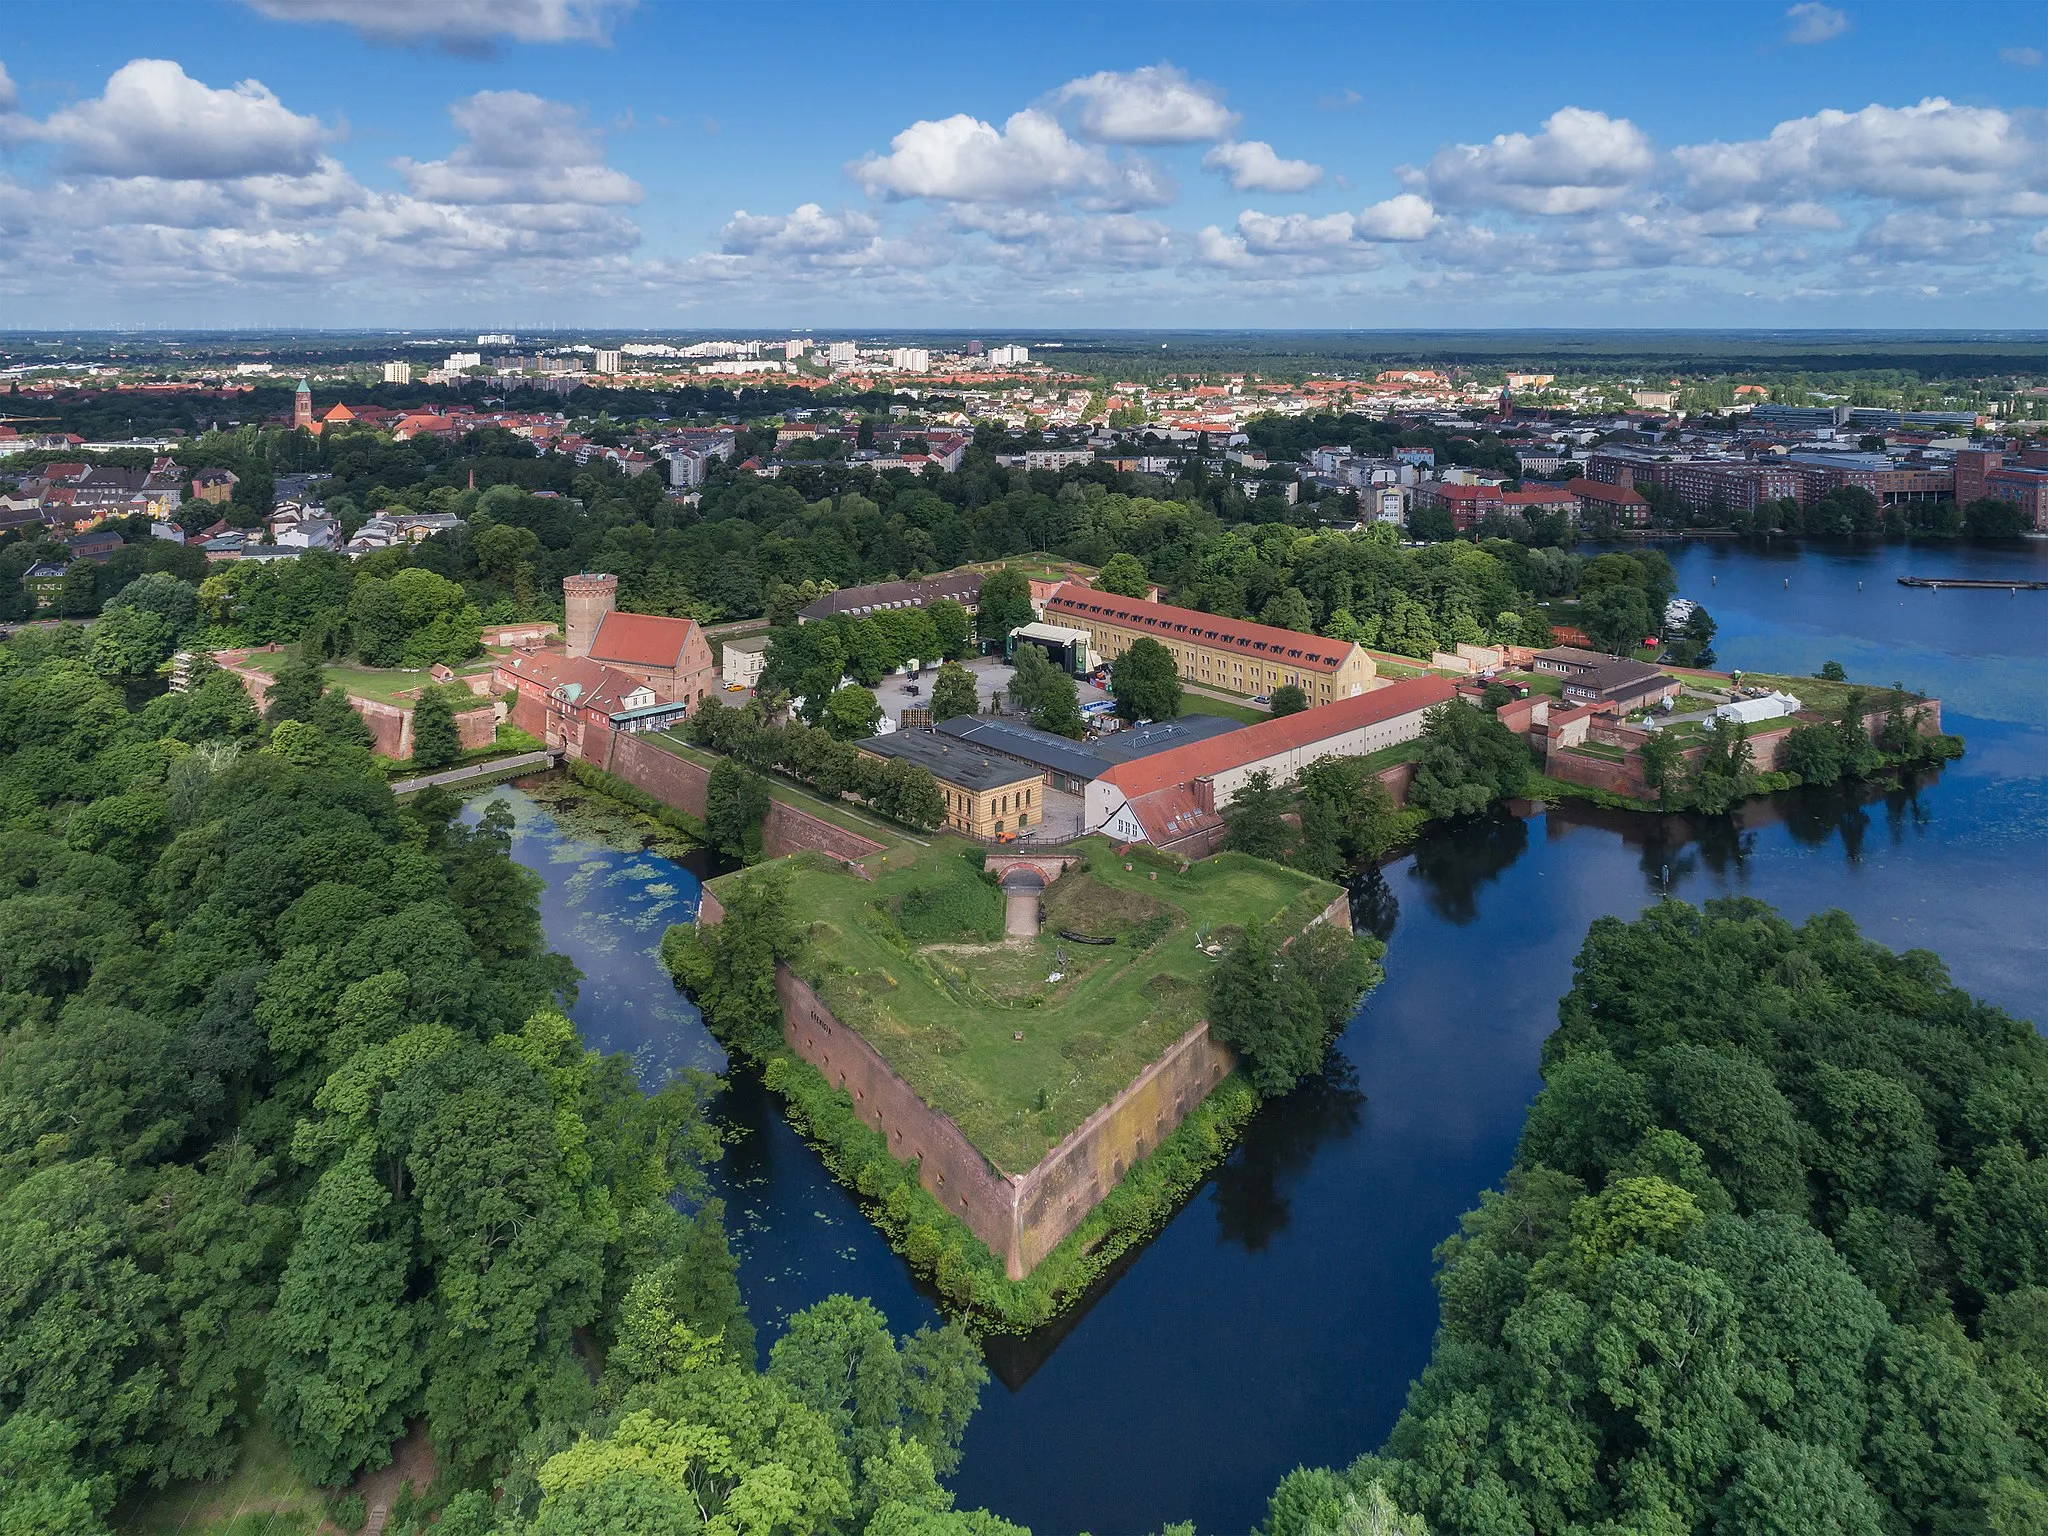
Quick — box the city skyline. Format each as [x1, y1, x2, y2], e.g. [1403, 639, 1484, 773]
[0, 0, 2043, 328]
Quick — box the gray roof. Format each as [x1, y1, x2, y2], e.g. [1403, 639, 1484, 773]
[1089, 713, 1245, 764]
[858, 729, 1042, 792]
[798, 572, 982, 622]
[936, 715, 1109, 781]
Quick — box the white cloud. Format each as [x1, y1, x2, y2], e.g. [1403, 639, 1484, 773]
[850, 108, 1169, 208]
[1784, 4, 1850, 45]
[243, 0, 635, 48]
[2032, 227, 2048, 255]
[0, 62, 16, 112]
[1422, 107, 1655, 215]
[1355, 192, 1439, 241]
[397, 91, 641, 205]
[2000, 45, 2043, 67]
[1202, 140, 1323, 193]
[18, 58, 325, 179]
[1855, 210, 1996, 261]
[721, 203, 877, 256]
[1676, 98, 2037, 207]
[1238, 210, 1362, 254]
[1056, 64, 1237, 144]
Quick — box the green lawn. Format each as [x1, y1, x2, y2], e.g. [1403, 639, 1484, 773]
[1498, 669, 1565, 697]
[1736, 672, 1922, 716]
[240, 652, 492, 707]
[734, 835, 1338, 1174]
[1181, 694, 1269, 724]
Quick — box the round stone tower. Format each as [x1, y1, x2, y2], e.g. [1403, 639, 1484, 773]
[563, 572, 617, 658]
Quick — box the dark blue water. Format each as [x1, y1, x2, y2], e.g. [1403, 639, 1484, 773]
[475, 538, 2048, 1536]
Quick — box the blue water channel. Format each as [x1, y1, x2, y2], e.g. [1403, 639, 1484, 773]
[472, 536, 2048, 1536]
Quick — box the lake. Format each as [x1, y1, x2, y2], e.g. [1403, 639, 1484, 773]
[474, 536, 2048, 1536]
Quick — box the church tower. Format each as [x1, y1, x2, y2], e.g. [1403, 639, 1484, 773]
[293, 378, 313, 430]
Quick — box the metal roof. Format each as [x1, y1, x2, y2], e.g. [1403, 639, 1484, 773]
[935, 715, 1110, 781]
[1089, 713, 1245, 764]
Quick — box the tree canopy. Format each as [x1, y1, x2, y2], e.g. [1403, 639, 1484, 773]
[1269, 897, 2048, 1536]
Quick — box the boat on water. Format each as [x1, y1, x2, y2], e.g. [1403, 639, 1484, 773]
[1898, 576, 2048, 591]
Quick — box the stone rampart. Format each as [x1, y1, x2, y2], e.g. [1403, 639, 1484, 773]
[603, 731, 886, 861]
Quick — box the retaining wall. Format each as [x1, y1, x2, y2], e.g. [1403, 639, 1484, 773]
[600, 732, 887, 861]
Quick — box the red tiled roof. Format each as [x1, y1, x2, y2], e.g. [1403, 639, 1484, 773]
[1124, 783, 1221, 848]
[1504, 485, 1578, 507]
[1044, 584, 1357, 673]
[588, 610, 698, 669]
[1567, 477, 1648, 507]
[497, 650, 650, 713]
[1098, 674, 1456, 799]
[1431, 482, 1501, 502]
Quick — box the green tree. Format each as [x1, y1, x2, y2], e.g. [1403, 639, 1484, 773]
[661, 868, 801, 1059]
[1260, 587, 1315, 633]
[1095, 553, 1150, 598]
[1008, 644, 1082, 738]
[1684, 716, 1755, 814]
[929, 662, 979, 724]
[1270, 683, 1309, 717]
[1819, 659, 1848, 681]
[409, 686, 461, 771]
[821, 684, 882, 742]
[1223, 769, 1292, 860]
[705, 759, 770, 861]
[974, 568, 1033, 646]
[85, 605, 176, 679]
[1583, 583, 1655, 655]
[1408, 703, 1530, 817]
[1110, 636, 1181, 722]
[1964, 497, 2031, 538]
[926, 598, 971, 659]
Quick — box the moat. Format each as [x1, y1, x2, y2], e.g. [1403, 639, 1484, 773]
[472, 536, 2048, 1535]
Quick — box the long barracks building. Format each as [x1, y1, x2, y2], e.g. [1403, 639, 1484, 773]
[1041, 583, 1376, 704]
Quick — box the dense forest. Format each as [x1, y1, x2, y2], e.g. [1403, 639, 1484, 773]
[0, 625, 1014, 1536]
[1268, 898, 2048, 1536]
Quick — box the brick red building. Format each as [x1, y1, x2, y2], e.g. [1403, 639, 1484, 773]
[495, 650, 692, 760]
[1957, 446, 2048, 531]
[1567, 478, 1650, 526]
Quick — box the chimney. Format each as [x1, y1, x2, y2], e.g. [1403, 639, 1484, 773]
[1193, 775, 1215, 815]
[563, 572, 617, 659]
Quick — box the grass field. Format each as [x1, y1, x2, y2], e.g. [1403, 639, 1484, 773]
[740, 835, 1338, 1173]
[1181, 694, 1269, 724]
[1738, 671, 1921, 716]
[239, 652, 495, 706]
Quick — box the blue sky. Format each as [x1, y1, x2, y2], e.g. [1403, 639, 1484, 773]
[0, 0, 2043, 329]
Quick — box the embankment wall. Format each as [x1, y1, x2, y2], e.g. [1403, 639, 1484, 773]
[601, 731, 886, 861]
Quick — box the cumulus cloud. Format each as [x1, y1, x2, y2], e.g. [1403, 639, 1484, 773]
[397, 91, 641, 205]
[1855, 210, 1996, 261]
[1355, 192, 1439, 241]
[1202, 140, 1322, 193]
[15, 58, 325, 179]
[850, 108, 1170, 208]
[243, 0, 635, 48]
[1422, 107, 1655, 215]
[1999, 45, 2043, 67]
[1784, 4, 1850, 44]
[1675, 98, 2037, 208]
[0, 62, 16, 112]
[1056, 64, 1237, 144]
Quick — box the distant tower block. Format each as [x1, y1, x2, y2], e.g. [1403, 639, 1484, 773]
[563, 572, 618, 658]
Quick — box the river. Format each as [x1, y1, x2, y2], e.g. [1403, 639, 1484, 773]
[472, 536, 2048, 1536]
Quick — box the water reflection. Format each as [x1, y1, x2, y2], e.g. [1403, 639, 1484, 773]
[1210, 1053, 1366, 1254]
[1407, 811, 1528, 923]
[1348, 863, 1400, 941]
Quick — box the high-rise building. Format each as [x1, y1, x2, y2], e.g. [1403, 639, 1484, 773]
[988, 344, 1029, 367]
[890, 347, 930, 373]
[783, 339, 805, 359]
[478, 333, 515, 345]
[445, 351, 481, 370]
[594, 349, 622, 375]
[382, 361, 412, 385]
[827, 340, 857, 367]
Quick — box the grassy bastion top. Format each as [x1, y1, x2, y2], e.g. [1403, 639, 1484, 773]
[708, 833, 1341, 1175]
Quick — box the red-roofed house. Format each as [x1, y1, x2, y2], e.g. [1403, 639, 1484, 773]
[1423, 480, 1506, 530]
[1503, 484, 1581, 519]
[585, 611, 717, 709]
[1083, 675, 1456, 852]
[494, 650, 693, 759]
[1042, 583, 1374, 704]
[1567, 478, 1650, 526]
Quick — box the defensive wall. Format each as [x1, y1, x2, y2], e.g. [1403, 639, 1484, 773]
[598, 729, 887, 862]
[695, 871, 1351, 1279]
[1541, 697, 1945, 798]
[772, 967, 1233, 1279]
[217, 649, 495, 760]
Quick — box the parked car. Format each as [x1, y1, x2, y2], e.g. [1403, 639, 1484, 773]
[1251, 693, 1270, 705]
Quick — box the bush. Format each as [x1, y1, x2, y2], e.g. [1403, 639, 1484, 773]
[896, 861, 1003, 944]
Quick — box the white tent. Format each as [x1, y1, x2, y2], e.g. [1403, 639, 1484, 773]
[1715, 691, 1802, 726]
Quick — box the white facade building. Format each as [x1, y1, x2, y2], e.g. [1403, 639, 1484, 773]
[382, 361, 413, 385]
[594, 349, 623, 375]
